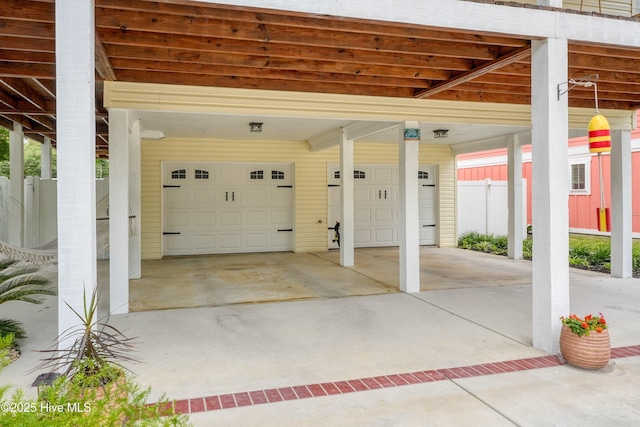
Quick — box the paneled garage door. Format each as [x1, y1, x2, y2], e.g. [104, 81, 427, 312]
[328, 164, 437, 248]
[163, 162, 293, 256]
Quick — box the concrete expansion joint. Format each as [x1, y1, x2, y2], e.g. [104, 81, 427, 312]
[405, 292, 529, 347]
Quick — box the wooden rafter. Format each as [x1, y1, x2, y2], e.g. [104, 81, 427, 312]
[414, 44, 532, 99]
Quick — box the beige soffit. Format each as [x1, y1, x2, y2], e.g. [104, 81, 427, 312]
[104, 81, 634, 130]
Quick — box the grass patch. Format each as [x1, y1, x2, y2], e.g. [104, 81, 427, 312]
[458, 232, 640, 277]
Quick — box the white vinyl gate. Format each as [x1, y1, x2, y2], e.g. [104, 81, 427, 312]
[457, 178, 527, 236]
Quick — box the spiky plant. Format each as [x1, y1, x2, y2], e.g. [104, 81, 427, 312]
[0, 259, 55, 339]
[37, 289, 139, 387]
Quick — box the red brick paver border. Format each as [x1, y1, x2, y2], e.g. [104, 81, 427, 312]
[163, 345, 640, 415]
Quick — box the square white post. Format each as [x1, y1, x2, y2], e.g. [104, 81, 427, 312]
[399, 122, 420, 293]
[109, 108, 130, 314]
[610, 129, 632, 278]
[56, 0, 97, 348]
[8, 123, 24, 246]
[129, 119, 142, 279]
[41, 137, 53, 180]
[507, 134, 524, 260]
[531, 38, 570, 354]
[340, 129, 355, 267]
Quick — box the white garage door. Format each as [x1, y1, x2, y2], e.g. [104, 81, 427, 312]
[328, 164, 437, 248]
[163, 162, 293, 256]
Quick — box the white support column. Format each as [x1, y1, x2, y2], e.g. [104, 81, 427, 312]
[41, 137, 52, 180]
[507, 134, 524, 260]
[8, 124, 24, 246]
[399, 122, 420, 293]
[339, 129, 355, 267]
[610, 129, 632, 278]
[56, 0, 97, 348]
[109, 108, 130, 314]
[531, 38, 570, 354]
[129, 119, 142, 279]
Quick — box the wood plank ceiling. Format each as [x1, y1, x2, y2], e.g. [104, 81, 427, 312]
[1, 0, 640, 157]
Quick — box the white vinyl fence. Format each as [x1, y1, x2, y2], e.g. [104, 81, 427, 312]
[0, 177, 108, 248]
[457, 178, 527, 237]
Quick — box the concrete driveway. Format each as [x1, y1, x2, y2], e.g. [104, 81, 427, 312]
[129, 247, 533, 311]
[2, 247, 639, 426]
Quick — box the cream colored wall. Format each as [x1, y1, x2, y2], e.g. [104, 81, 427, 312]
[141, 138, 455, 259]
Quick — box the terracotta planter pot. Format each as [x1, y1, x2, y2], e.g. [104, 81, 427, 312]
[559, 325, 611, 369]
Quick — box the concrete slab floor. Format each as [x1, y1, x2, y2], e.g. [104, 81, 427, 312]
[130, 247, 534, 312]
[130, 251, 398, 311]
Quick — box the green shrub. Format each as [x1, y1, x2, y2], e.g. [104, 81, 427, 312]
[0, 259, 55, 340]
[458, 232, 640, 277]
[522, 238, 533, 260]
[0, 365, 192, 427]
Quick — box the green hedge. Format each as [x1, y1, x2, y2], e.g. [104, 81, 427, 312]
[458, 231, 639, 277]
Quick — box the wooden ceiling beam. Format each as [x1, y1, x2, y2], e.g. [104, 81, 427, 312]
[0, 113, 41, 131]
[95, 31, 117, 81]
[0, 49, 55, 64]
[105, 44, 453, 80]
[0, 19, 54, 39]
[25, 115, 55, 133]
[472, 73, 531, 86]
[0, 0, 54, 23]
[0, 77, 48, 111]
[116, 69, 416, 97]
[0, 116, 15, 131]
[429, 90, 530, 105]
[97, 0, 527, 47]
[111, 58, 434, 88]
[97, 8, 505, 61]
[0, 35, 55, 53]
[0, 61, 55, 79]
[414, 44, 532, 98]
[568, 53, 640, 74]
[569, 42, 640, 60]
[99, 29, 473, 71]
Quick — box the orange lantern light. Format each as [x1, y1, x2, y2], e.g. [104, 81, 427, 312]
[588, 114, 611, 154]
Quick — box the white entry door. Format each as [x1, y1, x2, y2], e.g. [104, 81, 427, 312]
[163, 162, 293, 256]
[328, 164, 437, 248]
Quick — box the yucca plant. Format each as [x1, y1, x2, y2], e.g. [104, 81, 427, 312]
[0, 259, 55, 340]
[37, 289, 139, 387]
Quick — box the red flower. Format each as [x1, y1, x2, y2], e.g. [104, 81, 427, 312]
[596, 326, 603, 333]
[599, 317, 606, 325]
[581, 322, 588, 329]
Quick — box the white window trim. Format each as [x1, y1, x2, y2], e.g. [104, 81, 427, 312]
[568, 155, 591, 195]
